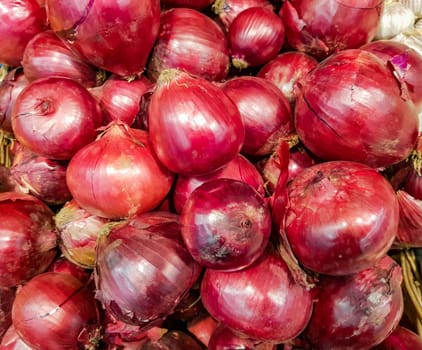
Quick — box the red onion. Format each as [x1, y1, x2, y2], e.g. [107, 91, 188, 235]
[373, 326, 422, 349]
[0, 0, 46, 67]
[46, 0, 160, 77]
[396, 190, 422, 248]
[186, 313, 218, 347]
[0, 287, 15, 339]
[10, 145, 71, 205]
[11, 77, 103, 160]
[403, 167, 422, 201]
[228, 7, 285, 69]
[200, 250, 313, 342]
[173, 153, 265, 213]
[284, 161, 399, 276]
[304, 256, 404, 349]
[95, 216, 201, 327]
[295, 49, 419, 169]
[55, 200, 110, 269]
[12, 272, 100, 350]
[280, 0, 383, 59]
[221, 76, 292, 156]
[0, 324, 33, 350]
[147, 8, 230, 82]
[161, 0, 214, 10]
[148, 69, 244, 176]
[48, 256, 91, 284]
[66, 123, 174, 219]
[212, 0, 273, 31]
[21, 30, 98, 88]
[0, 192, 57, 288]
[140, 330, 203, 350]
[257, 51, 318, 103]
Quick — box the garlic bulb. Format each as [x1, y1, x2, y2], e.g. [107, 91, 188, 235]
[392, 28, 422, 57]
[400, 0, 422, 18]
[376, 2, 416, 39]
[416, 18, 422, 28]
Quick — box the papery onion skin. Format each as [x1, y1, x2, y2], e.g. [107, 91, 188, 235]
[200, 251, 313, 342]
[46, 0, 160, 77]
[149, 69, 244, 176]
[295, 49, 419, 169]
[0, 0, 46, 67]
[21, 30, 98, 88]
[173, 153, 265, 213]
[147, 8, 230, 82]
[228, 7, 285, 69]
[372, 326, 422, 349]
[279, 0, 383, 59]
[284, 161, 398, 276]
[11, 77, 103, 160]
[161, 0, 214, 10]
[66, 124, 174, 219]
[396, 190, 422, 248]
[304, 256, 404, 350]
[0, 324, 33, 350]
[0, 192, 57, 288]
[181, 179, 271, 270]
[12, 272, 100, 350]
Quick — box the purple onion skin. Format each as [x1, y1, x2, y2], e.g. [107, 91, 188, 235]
[140, 330, 203, 350]
[373, 326, 422, 349]
[305, 256, 404, 350]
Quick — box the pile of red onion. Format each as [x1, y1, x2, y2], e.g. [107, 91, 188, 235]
[1, 0, 422, 348]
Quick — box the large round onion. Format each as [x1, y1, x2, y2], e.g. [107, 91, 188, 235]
[147, 8, 230, 82]
[46, 0, 160, 77]
[148, 69, 244, 176]
[11, 77, 103, 160]
[284, 161, 399, 276]
[0, 192, 57, 288]
[200, 251, 313, 342]
[295, 49, 419, 169]
[279, 0, 383, 59]
[66, 123, 174, 219]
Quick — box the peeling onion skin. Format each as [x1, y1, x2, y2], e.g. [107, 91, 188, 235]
[0, 324, 33, 350]
[396, 190, 422, 248]
[373, 326, 422, 350]
[305, 256, 404, 350]
[46, 0, 160, 77]
[295, 49, 419, 169]
[284, 161, 399, 276]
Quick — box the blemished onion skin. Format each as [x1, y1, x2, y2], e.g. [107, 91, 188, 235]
[279, 0, 383, 59]
[95, 218, 202, 327]
[284, 161, 399, 276]
[0, 192, 57, 288]
[173, 153, 265, 213]
[200, 251, 314, 342]
[257, 51, 318, 103]
[46, 0, 160, 77]
[221, 76, 293, 156]
[147, 8, 230, 82]
[304, 256, 404, 350]
[228, 7, 285, 69]
[161, 0, 213, 10]
[373, 326, 422, 349]
[11, 272, 100, 350]
[294, 49, 419, 169]
[11, 77, 103, 160]
[148, 69, 244, 176]
[21, 30, 98, 88]
[181, 179, 271, 270]
[0, 0, 46, 67]
[66, 123, 174, 219]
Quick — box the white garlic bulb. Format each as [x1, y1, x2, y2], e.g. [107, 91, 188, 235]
[400, 0, 422, 18]
[376, 2, 416, 39]
[416, 17, 422, 28]
[392, 28, 422, 57]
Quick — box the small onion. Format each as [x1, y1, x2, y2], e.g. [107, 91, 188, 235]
[228, 7, 285, 69]
[373, 325, 422, 349]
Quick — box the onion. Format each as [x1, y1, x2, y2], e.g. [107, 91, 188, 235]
[55, 199, 110, 269]
[186, 313, 218, 347]
[12, 272, 100, 350]
[181, 178, 271, 270]
[228, 7, 285, 69]
[95, 215, 201, 327]
[200, 250, 313, 342]
[0, 192, 57, 288]
[11, 77, 103, 160]
[0, 324, 33, 350]
[0, 287, 15, 340]
[396, 190, 422, 248]
[161, 0, 214, 10]
[284, 161, 399, 276]
[279, 0, 383, 59]
[403, 166, 422, 200]
[0, 0, 46, 67]
[48, 256, 91, 284]
[21, 30, 98, 88]
[140, 330, 203, 350]
[221, 76, 292, 156]
[46, 0, 160, 77]
[173, 153, 265, 214]
[257, 51, 318, 103]
[148, 69, 244, 176]
[295, 49, 419, 169]
[147, 8, 230, 82]
[304, 256, 404, 349]
[10, 145, 72, 205]
[373, 326, 422, 349]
